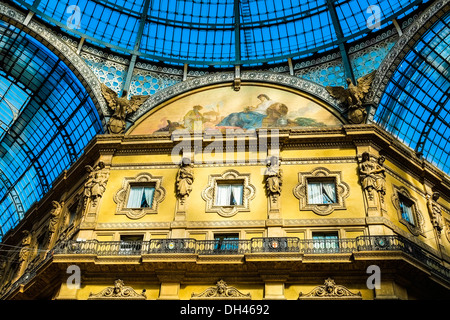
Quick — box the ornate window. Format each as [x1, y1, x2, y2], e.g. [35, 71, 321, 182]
[114, 173, 166, 219]
[391, 186, 424, 236]
[293, 167, 350, 215]
[202, 170, 256, 218]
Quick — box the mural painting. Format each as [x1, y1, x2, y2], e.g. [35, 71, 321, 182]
[129, 85, 343, 135]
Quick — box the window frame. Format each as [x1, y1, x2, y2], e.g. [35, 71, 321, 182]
[391, 185, 424, 236]
[294, 167, 350, 216]
[202, 170, 256, 217]
[114, 173, 166, 219]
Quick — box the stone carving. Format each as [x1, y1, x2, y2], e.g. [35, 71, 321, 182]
[84, 161, 109, 208]
[326, 70, 376, 124]
[445, 219, 450, 244]
[15, 230, 33, 281]
[298, 278, 362, 300]
[176, 158, 194, 204]
[191, 280, 251, 300]
[265, 156, 282, 197]
[47, 201, 62, 248]
[89, 279, 146, 300]
[358, 152, 386, 215]
[101, 83, 149, 134]
[427, 192, 443, 235]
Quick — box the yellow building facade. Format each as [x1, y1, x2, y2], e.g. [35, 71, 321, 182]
[0, 81, 449, 301]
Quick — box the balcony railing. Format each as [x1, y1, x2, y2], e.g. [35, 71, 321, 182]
[49, 235, 450, 283]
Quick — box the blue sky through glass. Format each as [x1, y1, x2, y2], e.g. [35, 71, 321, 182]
[0, 21, 103, 240]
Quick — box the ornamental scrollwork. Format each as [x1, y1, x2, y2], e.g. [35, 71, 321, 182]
[88, 279, 146, 300]
[298, 278, 362, 300]
[191, 280, 251, 300]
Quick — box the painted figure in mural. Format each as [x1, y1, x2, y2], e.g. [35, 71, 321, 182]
[101, 84, 149, 134]
[84, 161, 109, 206]
[325, 70, 376, 124]
[217, 94, 287, 130]
[183, 105, 206, 131]
[176, 158, 194, 202]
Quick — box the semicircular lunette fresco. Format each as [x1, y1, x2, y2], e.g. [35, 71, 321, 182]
[129, 85, 344, 135]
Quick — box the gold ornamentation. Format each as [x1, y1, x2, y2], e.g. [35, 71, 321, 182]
[191, 280, 251, 300]
[293, 167, 349, 215]
[201, 170, 256, 218]
[326, 70, 376, 124]
[101, 84, 149, 134]
[298, 278, 362, 300]
[88, 279, 146, 300]
[114, 172, 166, 219]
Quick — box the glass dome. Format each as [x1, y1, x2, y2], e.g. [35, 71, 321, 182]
[0, 20, 103, 240]
[375, 10, 450, 175]
[13, 0, 424, 66]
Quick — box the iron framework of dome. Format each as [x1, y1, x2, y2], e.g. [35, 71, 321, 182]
[0, 0, 448, 241]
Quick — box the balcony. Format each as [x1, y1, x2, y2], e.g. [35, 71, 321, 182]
[48, 235, 450, 282]
[3, 234, 449, 300]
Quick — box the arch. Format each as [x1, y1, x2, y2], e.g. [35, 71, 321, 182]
[366, 0, 449, 114]
[0, 2, 109, 128]
[128, 71, 345, 128]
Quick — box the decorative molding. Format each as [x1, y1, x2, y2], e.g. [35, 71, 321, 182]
[113, 172, 166, 219]
[391, 185, 425, 236]
[88, 279, 146, 300]
[293, 167, 350, 215]
[201, 169, 256, 218]
[191, 280, 251, 300]
[298, 278, 362, 300]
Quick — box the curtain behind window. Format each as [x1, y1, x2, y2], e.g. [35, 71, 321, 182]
[216, 184, 243, 206]
[127, 186, 155, 208]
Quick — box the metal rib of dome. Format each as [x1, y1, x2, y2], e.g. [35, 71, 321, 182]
[375, 10, 450, 176]
[12, 0, 425, 66]
[0, 20, 103, 240]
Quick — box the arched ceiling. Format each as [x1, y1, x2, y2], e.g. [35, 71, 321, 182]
[0, 20, 103, 240]
[12, 0, 427, 67]
[373, 6, 450, 175]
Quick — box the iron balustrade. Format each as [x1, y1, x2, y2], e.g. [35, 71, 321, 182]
[50, 235, 450, 282]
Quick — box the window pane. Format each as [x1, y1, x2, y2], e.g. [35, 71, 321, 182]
[399, 197, 415, 225]
[307, 181, 336, 204]
[127, 186, 155, 208]
[215, 184, 243, 206]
